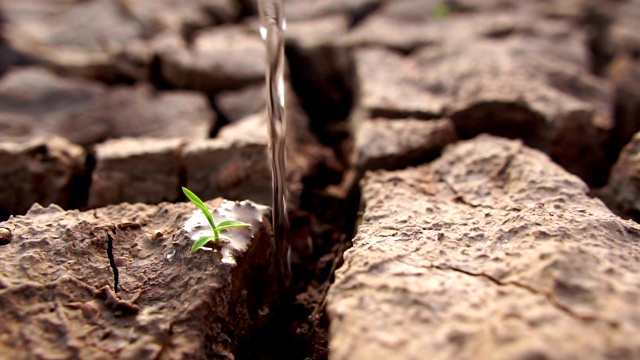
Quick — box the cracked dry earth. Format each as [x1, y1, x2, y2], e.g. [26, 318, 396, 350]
[0, 200, 277, 359]
[2, 0, 640, 359]
[328, 135, 640, 359]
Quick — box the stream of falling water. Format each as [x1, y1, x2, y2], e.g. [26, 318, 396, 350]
[257, 0, 291, 291]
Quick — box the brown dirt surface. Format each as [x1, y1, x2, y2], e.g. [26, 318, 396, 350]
[0, 0, 640, 359]
[351, 35, 613, 184]
[157, 25, 265, 93]
[88, 138, 186, 208]
[0, 67, 214, 146]
[352, 117, 457, 177]
[328, 135, 640, 360]
[601, 131, 640, 222]
[0, 136, 85, 218]
[0, 199, 278, 359]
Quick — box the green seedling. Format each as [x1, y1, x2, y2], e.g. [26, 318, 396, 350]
[432, 2, 451, 19]
[182, 187, 252, 253]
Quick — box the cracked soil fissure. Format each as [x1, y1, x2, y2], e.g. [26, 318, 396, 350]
[393, 259, 622, 353]
[106, 231, 119, 293]
[441, 263, 615, 347]
[414, 262, 605, 325]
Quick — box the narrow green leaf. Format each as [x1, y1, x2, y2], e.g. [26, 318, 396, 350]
[432, 2, 450, 19]
[182, 187, 216, 230]
[215, 220, 252, 232]
[191, 235, 218, 252]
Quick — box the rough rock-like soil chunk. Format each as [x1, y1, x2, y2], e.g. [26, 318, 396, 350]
[287, 14, 350, 50]
[352, 35, 613, 184]
[345, 11, 550, 52]
[328, 135, 640, 360]
[353, 46, 448, 119]
[157, 25, 264, 93]
[0, 36, 35, 76]
[185, 82, 338, 208]
[610, 0, 640, 57]
[0, 67, 214, 145]
[283, 0, 383, 22]
[601, 1, 640, 152]
[102, 85, 215, 141]
[88, 138, 185, 209]
[0, 199, 277, 359]
[2, 0, 142, 81]
[343, 1, 577, 52]
[602, 131, 640, 221]
[0, 136, 85, 218]
[608, 53, 640, 149]
[214, 84, 265, 122]
[108, 0, 241, 82]
[120, 0, 239, 35]
[352, 118, 457, 177]
[182, 133, 272, 206]
[369, 0, 517, 21]
[0, 67, 103, 143]
[184, 111, 335, 209]
[285, 15, 351, 116]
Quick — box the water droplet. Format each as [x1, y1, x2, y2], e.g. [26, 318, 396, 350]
[52, 228, 64, 239]
[277, 77, 285, 107]
[164, 247, 176, 262]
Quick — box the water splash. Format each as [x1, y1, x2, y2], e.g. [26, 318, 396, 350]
[163, 247, 176, 262]
[257, 0, 291, 291]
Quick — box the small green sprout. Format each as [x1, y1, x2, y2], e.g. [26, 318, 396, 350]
[432, 2, 451, 19]
[182, 187, 252, 253]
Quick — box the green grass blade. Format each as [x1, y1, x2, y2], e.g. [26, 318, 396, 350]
[182, 187, 216, 229]
[191, 235, 218, 252]
[432, 2, 450, 19]
[215, 220, 252, 232]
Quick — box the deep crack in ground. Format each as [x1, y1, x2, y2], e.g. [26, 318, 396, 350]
[106, 231, 119, 293]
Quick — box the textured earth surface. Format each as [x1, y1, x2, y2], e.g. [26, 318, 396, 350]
[0, 136, 85, 218]
[600, 131, 640, 222]
[0, 67, 215, 145]
[328, 135, 640, 360]
[0, 0, 640, 359]
[0, 200, 276, 359]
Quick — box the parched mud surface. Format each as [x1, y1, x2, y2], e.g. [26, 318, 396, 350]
[1, 0, 640, 359]
[0, 200, 277, 359]
[329, 136, 640, 359]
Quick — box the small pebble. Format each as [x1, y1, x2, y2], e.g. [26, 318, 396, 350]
[130, 245, 141, 257]
[115, 256, 128, 267]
